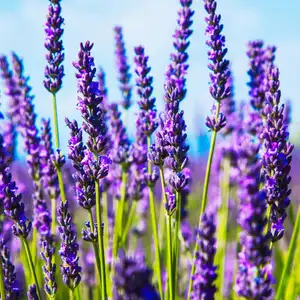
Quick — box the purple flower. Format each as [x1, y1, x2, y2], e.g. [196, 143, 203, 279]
[57, 200, 81, 290]
[82, 248, 96, 287]
[0, 55, 22, 125]
[165, 0, 194, 102]
[152, 83, 189, 174]
[109, 103, 132, 170]
[97, 67, 109, 112]
[1, 120, 16, 165]
[220, 69, 235, 136]
[261, 67, 294, 242]
[114, 250, 159, 299]
[165, 187, 176, 216]
[0, 239, 19, 299]
[10, 53, 40, 179]
[41, 239, 57, 297]
[204, 0, 230, 102]
[73, 41, 108, 155]
[0, 135, 32, 239]
[134, 46, 158, 137]
[246, 41, 276, 137]
[235, 134, 273, 299]
[27, 284, 38, 300]
[44, 0, 64, 94]
[114, 26, 132, 110]
[191, 211, 217, 300]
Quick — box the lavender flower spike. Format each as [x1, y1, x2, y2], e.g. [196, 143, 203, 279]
[114, 250, 159, 299]
[191, 211, 218, 300]
[27, 284, 39, 300]
[57, 200, 81, 290]
[134, 46, 158, 138]
[235, 135, 273, 299]
[44, 0, 65, 94]
[261, 66, 294, 242]
[0, 55, 21, 125]
[0, 134, 32, 239]
[41, 239, 57, 297]
[73, 41, 108, 155]
[204, 0, 231, 132]
[0, 239, 19, 299]
[166, 0, 194, 102]
[114, 26, 132, 110]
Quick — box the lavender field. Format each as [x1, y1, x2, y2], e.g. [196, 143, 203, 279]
[0, 0, 299, 299]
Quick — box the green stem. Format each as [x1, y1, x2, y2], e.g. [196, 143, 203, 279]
[69, 289, 75, 300]
[112, 200, 120, 259]
[173, 190, 181, 294]
[158, 167, 167, 257]
[51, 195, 56, 237]
[103, 192, 109, 254]
[118, 171, 128, 238]
[31, 227, 37, 265]
[149, 187, 163, 299]
[22, 238, 42, 299]
[95, 179, 107, 299]
[88, 209, 101, 280]
[276, 207, 300, 300]
[0, 251, 6, 300]
[215, 157, 230, 299]
[147, 136, 163, 299]
[52, 93, 60, 150]
[102, 191, 111, 296]
[120, 200, 137, 247]
[166, 215, 174, 300]
[188, 101, 220, 298]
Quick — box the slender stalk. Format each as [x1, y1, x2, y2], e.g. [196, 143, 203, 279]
[22, 238, 42, 299]
[102, 192, 109, 254]
[112, 201, 120, 259]
[173, 190, 181, 294]
[188, 101, 221, 298]
[69, 289, 75, 300]
[95, 179, 107, 299]
[118, 171, 128, 238]
[149, 187, 163, 299]
[215, 157, 230, 299]
[52, 93, 60, 150]
[51, 196, 56, 236]
[0, 252, 5, 300]
[120, 200, 137, 247]
[158, 167, 167, 254]
[87, 209, 101, 280]
[31, 227, 37, 265]
[166, 215, 174, 300]
[51, 93, 66, 242]
[276, 207, 300, 300]
[147, 136, 163, 299]
[102, 191, 111, 296]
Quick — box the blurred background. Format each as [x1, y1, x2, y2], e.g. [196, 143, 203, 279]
[0, 0, 300, 158]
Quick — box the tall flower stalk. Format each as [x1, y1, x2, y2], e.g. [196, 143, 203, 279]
[10, 53, 53, 265]
[191, 211, 218, 299]
[133, 45, 162, 297]
[0, 133, 42, 299]
[235, 135, 273, 299]
[189, 0, 230, 296]
[44, 0, 66, 235]
[114, 26, 132, 111]
[261, 66, 293, 244]
[73, 41, 110, 299]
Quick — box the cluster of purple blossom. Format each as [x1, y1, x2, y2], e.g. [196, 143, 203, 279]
[0, 0, 298, 299]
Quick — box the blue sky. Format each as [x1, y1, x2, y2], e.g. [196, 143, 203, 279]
[0, 0, 300, 155]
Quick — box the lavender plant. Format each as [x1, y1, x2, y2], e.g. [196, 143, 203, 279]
[0, 0, 298, 299]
